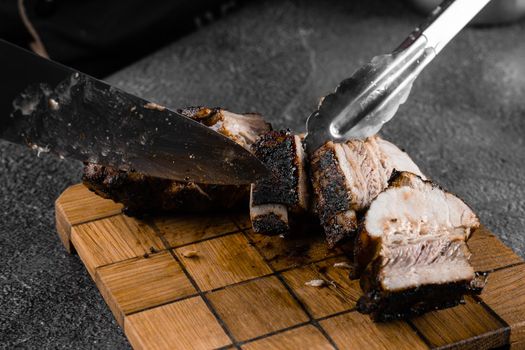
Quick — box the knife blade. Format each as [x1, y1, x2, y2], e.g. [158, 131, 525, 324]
[0, 39, 269, 185]
[304, 0, 491, 154]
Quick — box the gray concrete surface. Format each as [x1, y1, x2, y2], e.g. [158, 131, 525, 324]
[1, 0, 524, 348]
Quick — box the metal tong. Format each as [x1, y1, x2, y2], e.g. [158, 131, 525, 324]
[305, 0, 492, 153]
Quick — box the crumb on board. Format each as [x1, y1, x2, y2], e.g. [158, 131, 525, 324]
[144, 102, 166, 111]
[333, 262, 352, 269]
[305, 279, 326, 288]
[181, 250, 199, 258]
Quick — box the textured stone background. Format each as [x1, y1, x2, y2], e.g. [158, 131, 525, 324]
[1, 0, 524, 348]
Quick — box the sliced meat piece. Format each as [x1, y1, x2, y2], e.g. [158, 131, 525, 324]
[83, 107, 271, 216]
[310, 135, 424, 247]
[83, 163, 248, 216]
[178, 107, 271, 150]
[355, 172, 484, 321]
[249, 130, 309, 236]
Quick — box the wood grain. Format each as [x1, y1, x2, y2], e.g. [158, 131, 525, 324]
[56, 184, 124, 224]
[207, 276, 309, 341]
[467, 226, 523, 272]
[244, 228, 349, 271]
[241, 325, 335, 350]
[55, 184, 123, 252]
[320, 311, 428, 350]
[175, 233, 272, 291]
[96, 252, 196, 326]
[411, 296, 507, 349]
[125, 296, 231, 350]
[480, 264, 525, 349]
[281, 257, 361, 318]
[71, 214, 164, 278]
[56, 207, 75, 253]
[154, 214, 240, 247]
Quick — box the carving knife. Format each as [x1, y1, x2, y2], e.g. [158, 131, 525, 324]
[0, 39, 269, 185]
[305, 0, 492, 153]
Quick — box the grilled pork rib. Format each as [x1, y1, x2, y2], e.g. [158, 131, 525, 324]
[310, 136, 424, 247]
[83, 107, 271, 215]
[83, 105, 485, 322]
[355, 172, 484, 321]
[249, 131, 309, 236]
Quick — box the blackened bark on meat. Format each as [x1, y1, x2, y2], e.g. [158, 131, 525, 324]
[177, 106, 221, 125]
[251, 211, 290, 236]
[83, 163, 247, 216]
[310, 144, 351, 222]
[357, 278, 485, 322]
[310, 144, 355, 248]
[323, 211, 358, 248]
[251, 131, 300, 208]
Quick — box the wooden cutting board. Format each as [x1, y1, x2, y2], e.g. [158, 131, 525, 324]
[55, 184, 525, 350]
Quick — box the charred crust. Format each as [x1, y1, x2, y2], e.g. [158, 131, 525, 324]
[252, 213, 290, 236]
[251, 130, 301, 207]
[310, 143, 356, 247]
[324, 223, 349, 249]
[386, 169, 404, 185]
[357, 281, 478, 321]
[82, 163, 248, 215]
[310, 144, 351, 222]
[388, 171, 444, 193]
[176, 106, 222, 126]
[323, 211, 358, 248]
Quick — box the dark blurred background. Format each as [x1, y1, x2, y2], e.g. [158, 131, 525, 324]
[3, 0, 524, 78]
[0, 0, 245, 77]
